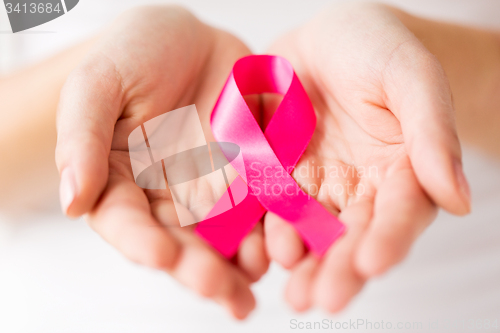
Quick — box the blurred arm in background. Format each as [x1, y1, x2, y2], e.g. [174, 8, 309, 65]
[392, 7, 500, 157]
[0, 38, 96, 211]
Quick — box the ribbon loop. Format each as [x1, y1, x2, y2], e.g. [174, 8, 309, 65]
[196, 55, 345, 258]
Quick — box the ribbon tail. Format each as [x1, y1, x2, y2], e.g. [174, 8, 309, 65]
[196, 194, 266, 258]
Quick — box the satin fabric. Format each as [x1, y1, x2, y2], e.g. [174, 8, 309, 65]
[196, 55, 345, 258]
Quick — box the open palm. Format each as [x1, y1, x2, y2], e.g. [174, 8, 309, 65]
[56, 6, 267, 319]
[263, 3, 471, 312]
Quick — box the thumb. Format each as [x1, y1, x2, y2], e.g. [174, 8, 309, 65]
[383, 40, 471, 215]
[56, 55, 123, 217]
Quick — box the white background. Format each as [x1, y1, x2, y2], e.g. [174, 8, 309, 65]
[1, 1, 500, 332]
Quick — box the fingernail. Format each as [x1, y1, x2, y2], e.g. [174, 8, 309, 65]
[454, 160, 471, 210]
[60, 168, 77, 214]
[231, 285, 255, 320]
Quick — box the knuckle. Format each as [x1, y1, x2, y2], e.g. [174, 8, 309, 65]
[128, 238, 178, 271]
[141, 250, 174, 271]
[192, 255, 226, 298]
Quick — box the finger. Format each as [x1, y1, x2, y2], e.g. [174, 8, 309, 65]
[382, 40, 471, 215]
[149, 177, 269, 283]
[284, 254, 319, 312]
[149, 196, 181, 227]
[167, 227, 256, 319]
[56, 55, 123, 217]
[235, 222, 270, 282]
[264, 212, 306, 269]
[355, 156, 437, 278]
[93, 171, 255, 320]
[151, 198, 256, 319]
[87, 165, 180, 271]
[312, 196, 373, 313]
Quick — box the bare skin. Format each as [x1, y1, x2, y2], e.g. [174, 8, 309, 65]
[1, 3, 499, 318]
[263, 3, 500, 313]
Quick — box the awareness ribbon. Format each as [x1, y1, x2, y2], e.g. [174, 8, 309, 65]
[195, 55, 345, 258]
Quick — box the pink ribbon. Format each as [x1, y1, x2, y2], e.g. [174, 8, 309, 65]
[195, 55, 345, 258]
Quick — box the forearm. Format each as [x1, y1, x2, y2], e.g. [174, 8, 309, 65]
[0, 38, 96, 209]
[391, 7, 500, 156]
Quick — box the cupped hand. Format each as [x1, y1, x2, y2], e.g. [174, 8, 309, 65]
[55, 6, 268, 319]
[263, 3, 471, 312]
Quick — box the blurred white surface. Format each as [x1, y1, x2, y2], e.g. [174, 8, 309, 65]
[0, 1, 499, 332]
